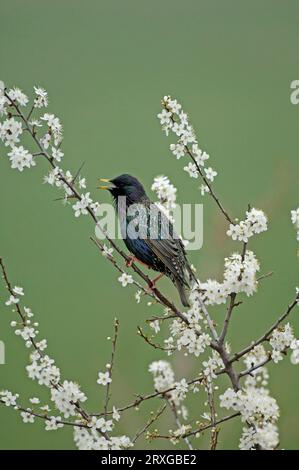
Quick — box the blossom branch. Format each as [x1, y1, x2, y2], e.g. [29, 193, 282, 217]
[132, 405, 167, 444]
[229, 294, 299, 364]
[104, 318, 119, 418]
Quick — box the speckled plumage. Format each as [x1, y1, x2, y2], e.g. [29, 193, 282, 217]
[107, 174, 195, 307]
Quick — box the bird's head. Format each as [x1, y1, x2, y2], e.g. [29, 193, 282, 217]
[98, 174, 146, 204]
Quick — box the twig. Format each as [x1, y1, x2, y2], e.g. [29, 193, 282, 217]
[0, 258, 109, 440]
[205, 380, 218, 450]
[239, 353, 272, 378]
[92, 375, 205, 417]
[137, 326, 175, 352]
[133, 404, 166, 444]
[104, 318, 119, 418]
[150, 411, 240, 440]
[185, 146, 234, 225]
[0, 400, 91, 429]
[229, 295, 299, 364]
[169, 402, 193, 450]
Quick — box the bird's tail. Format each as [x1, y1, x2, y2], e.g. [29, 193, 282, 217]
[175, 278, 190, 308]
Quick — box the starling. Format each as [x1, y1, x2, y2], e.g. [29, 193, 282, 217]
[99, 174, 195, 307]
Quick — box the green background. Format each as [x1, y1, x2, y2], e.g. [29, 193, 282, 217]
[0, 0, 298, 450]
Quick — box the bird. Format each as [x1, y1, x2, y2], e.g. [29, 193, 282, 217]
[98, 174, 195, 307]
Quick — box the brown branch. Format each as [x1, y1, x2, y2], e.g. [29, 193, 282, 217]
[137, 326, 175, 352]
[239, 353, 272, 378]
[0, 257, 109, 440]
[92, 375, 205, 417]
[185, 146, 234, 224]
[0, 400, 90, 429]
[132, 404, 167, 444]
[150, 411, 240, 440]
[104, 318, 119, 418]
[229, 294, 299, 364]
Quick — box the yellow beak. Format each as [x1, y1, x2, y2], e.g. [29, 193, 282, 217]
[98, 178, 111, 190]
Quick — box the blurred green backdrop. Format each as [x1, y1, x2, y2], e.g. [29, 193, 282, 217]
[0, 0, 298, 450]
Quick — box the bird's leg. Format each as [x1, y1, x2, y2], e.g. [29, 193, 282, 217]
[143, 273, 165, 296]
[125, 254, 137, 268]
[150, 272, 165, 287]
[126, 254, 151, 269]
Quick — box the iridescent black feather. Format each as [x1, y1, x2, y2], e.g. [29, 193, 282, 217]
[108, 174, 195, 307]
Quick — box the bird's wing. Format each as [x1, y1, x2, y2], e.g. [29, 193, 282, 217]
[142, 203, 189, 286]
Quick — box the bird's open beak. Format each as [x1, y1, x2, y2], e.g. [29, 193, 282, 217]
[98, 178, 114, 190]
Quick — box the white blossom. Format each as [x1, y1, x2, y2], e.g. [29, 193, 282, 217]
[40, 113, 62, 145]
[227, 208, 268, 242]
[8, 87, 28, 106]
[170, 143, 185, 159]
[183, 162, 198, 178]
[118, 273, 133, 287]
[5, 294, 19, 306]
[13, 286, 24, 296]
[151, 175, 177, 211]
[51, 146, 64, 162]
[21, 411, 35, 423]
[204, 167, 217, 182]
[72, 193, 93, 217]
[45, 416, 64, 431]
[97, 371, 112, 386]
[29, 397, 40, 405]
[8, 146, 35, 172]
[51, 380, 87, 418]
[0, 390, 19, 407]
[149, 320, 160, 334]
[270, 323, 296, 363]
[34, 86, 48, 108]
[102, 244, 114, 257]
[291, 208, 299, 241]
[112, 406, 121, 422]
[0, 117, 23, 147]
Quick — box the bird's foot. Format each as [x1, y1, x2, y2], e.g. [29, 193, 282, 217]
[148, 273, 165, 290]
[126, 255, 151, 270]
[125, 255, 137, 268]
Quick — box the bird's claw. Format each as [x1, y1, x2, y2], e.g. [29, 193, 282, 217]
[125, 255, 136, 268]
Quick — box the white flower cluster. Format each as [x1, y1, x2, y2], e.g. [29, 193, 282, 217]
[0, 392, 65, 431]
[269, 323, 299, 364]
[0, 390, 19, 407]
[157, 95, 215, 195]
[220, 386, 279, 450]
[51, 380, 87, 418]
[223, 250, 260, 297]
[243, 345, 269, 389]
[44, 166, 96, 215]
[227, 208, 268, 242]
[192, 250, 260, 307]
[239, 423, 279, 451]
[0, 117, 23, 147]
[151, 175, 177, 212]
[148, 360, 189, 408]
[40, 113, 62, 148]
[26, 351, 61, 387]
[202, 351, 224, 382]
[0, 82, 98, 221]
[0, 84, 59, 172]
[33, 87, 48, 108]
[164, 300, 211, 357]
[8, 146, 35, 172]
[3, 276, 133, 447]
[73, 192, 93, 217]
[45, 416, 64, 431]
[291, 208, 299, 241]
[73, 426, 132, 450]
